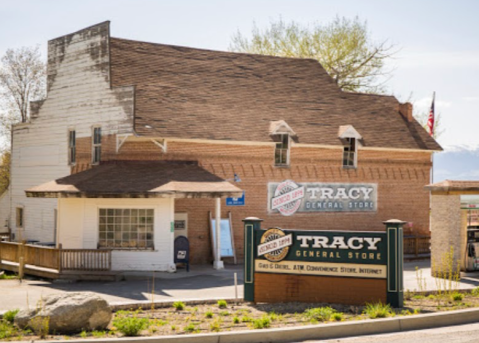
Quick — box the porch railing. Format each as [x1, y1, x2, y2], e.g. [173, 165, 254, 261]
[0, 241, 111, 273]
[404, 235, 430, 256]
[60, 249, 111, 271]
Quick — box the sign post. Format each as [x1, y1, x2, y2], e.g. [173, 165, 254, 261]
[384, 219, 405, 308]
[242, 217, 262, 302]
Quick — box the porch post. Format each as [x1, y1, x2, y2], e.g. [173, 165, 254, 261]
[213, 197, 224, 270]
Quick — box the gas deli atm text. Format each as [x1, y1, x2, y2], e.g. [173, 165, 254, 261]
[243, 219, 404, 307]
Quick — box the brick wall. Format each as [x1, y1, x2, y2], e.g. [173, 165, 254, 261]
[430, 194, 467, 273]
[70, 136, 431, 264]
[118, 140, 431, 264]
[254, 273, 387, 305]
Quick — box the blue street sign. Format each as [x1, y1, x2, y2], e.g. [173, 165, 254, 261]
[226, 191, 245, 206]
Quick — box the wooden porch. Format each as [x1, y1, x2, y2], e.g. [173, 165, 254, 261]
[0, 241, 119, 280]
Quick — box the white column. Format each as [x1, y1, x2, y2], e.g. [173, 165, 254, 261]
[213, 197, 224, 270]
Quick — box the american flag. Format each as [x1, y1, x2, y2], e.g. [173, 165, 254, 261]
[427, 92, 435, 136]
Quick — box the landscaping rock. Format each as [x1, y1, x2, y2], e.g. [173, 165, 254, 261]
[15, 292, 112, 334]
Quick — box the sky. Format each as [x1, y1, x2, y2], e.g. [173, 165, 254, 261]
[0, 0, 478, 150]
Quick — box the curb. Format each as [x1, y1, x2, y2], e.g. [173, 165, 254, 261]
[32, 307, 479, 343]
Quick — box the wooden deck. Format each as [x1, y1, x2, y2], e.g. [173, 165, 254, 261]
[0, 241, 116, 280]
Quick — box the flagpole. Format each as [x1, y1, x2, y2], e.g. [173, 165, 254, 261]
[429, 92, 435, 234]
[431, 91, 435, 185]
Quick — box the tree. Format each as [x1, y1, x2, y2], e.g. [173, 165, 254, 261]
[230, 17, 396, 93]
[0, 151, 10, 194]
[0, 46, 46, 144]
[0, 46, 46, 194]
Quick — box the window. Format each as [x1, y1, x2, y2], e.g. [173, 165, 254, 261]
[98, 209, 154, 249]
[92, 127, 101, 164]
[274, 134, 290, 166]
[16, 207, 24, 228]
[68, 129, 76, 165]
[343, 137, 357, 168]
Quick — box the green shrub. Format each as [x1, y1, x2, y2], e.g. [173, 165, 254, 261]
[332, 312, 343, 321]
[173, 301, 185, 311]
[210, 318, 222, 332]
[472, 287, 479, 296]
[304, 307, 336, 322]
[252, 315, 271, 329]
[3, 309, 19, 323]
[217, 300, 227, 309]
[80, 331, 88, 338]
[412, 295, 425, 300]
[451, 292, 464, 301]
[241, 315, 253, 323]
[219, 310, 230, 316]
[363, 303, 392, 319]
[28, 316, 50, 338]
[0, 321, 21, 340]
[205, 311, 214, 319]
[184, 323, 196, 333]
[232, 316, 240, 324]
[112, 314, 149, 336]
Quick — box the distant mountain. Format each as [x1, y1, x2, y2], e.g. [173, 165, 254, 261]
[433, 145, 479, 182]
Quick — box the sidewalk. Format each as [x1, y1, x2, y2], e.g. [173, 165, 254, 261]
[2, 261, 479, 312]
[0, 264, 244, 312]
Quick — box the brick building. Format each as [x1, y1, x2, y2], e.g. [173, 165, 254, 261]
[3, 22, 441, 271]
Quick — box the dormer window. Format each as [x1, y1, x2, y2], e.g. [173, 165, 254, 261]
[343, 137, 357, 168]
[338, 125, 361, 169]
[270, 120, 296, 167]
[275, 134, 290, 166]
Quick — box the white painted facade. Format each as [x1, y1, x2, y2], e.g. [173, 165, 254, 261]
[57, 198, 175, 271]
[8, 22, 134, 242]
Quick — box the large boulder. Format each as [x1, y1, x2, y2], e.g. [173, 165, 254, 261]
[15, 292, 112, 334]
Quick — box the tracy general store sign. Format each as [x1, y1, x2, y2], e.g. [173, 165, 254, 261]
[268, 180, 378, 216]
[255, 227, 387, 279]
[243, 218, 404, 307]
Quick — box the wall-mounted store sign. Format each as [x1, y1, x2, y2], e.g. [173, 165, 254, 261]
[243, 218, 404, 307]
[268, 180, 378, 216]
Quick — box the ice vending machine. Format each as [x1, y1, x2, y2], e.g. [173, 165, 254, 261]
[466, 227, 479, 272]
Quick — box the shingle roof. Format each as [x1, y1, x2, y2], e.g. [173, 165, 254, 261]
[25, 161, 243, 198]
[425, 180, 479, 192]
[109, 38, 441, 151]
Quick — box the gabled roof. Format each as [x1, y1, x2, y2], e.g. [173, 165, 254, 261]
[25, 161, 243, 198]
[109, 37, 441, 151]
[269, 120, 297, 137]
[425, 180, 479, 192]
[338, 125, 362, 140]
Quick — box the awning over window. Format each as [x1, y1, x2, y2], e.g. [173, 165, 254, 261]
[25, 161, 243, 199]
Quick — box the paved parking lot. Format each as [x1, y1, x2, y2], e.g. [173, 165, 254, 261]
[2, 260, 479, 312]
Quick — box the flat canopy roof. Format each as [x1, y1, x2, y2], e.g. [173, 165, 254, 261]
[425, 180, 479, 193]
[26, 161, 243, 199]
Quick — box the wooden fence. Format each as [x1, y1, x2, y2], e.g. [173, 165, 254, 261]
[0, 241, 111, 273]
[404, 235, 431, 256]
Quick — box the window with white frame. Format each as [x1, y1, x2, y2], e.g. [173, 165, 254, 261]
[16, 207, 24, 228]
[68, 129, 76, 165]
[343, 137, 357, 168]
[98, 209, 154, 249]
[274, 134, 290, 166]
[92, 127, 101, 164]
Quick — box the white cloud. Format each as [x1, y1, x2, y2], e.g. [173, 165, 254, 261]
[463, 96, 479, 102]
